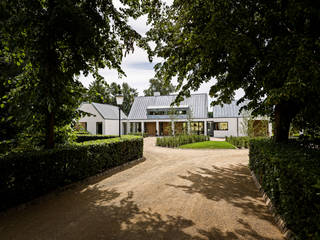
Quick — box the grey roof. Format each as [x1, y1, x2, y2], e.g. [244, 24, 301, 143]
[91, 102, 127, 120]
[128, 94, 208, 120]
[213, 101, 250, 118]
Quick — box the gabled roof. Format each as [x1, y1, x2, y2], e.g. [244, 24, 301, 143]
[213, 101, 250, 118]
[84, 102, 127, 120]
[128, 93, 208, 120]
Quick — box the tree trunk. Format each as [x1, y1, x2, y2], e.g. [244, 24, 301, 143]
[45, 111, 55, 149]
[273, 102, 296, 142]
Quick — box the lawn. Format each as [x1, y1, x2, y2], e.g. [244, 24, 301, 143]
[179, 141, 236, 149]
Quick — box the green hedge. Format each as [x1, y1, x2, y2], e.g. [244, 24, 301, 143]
[156, 134, 209, 148]
[75, 134, 116, 142]
[128, 132, 148, 138]
[249, 139, 320, 239]
[0, 135, 143, 211]
[226, 136, 267, 148]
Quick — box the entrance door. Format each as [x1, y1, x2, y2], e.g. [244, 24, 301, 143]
[122, 122, 127, 135]
[96, 122, 103, 135]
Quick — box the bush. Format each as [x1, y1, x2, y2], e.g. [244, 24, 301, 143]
[226, 136, 266, 149]
[0, 135, 143, 211]
[156, 134, 209, 148]
[75, 134, 117, 142]
[249, 139, 320, 239]
[128, 132, 148, 138]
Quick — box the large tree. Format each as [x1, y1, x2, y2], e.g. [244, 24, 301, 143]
[143, 77, 176, 96]
[145, 0, 320, 142]
[85, 80, 138, 116]
[1, 0, 144, 148]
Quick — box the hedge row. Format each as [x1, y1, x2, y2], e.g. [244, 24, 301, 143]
[226, 136, 251, 148]
[128, 132, 148, 138]
[75, 134, 116, 142]
[249, 139, 320, 239]
[0, 135, 143, 211]
[156, 134, 209, 148]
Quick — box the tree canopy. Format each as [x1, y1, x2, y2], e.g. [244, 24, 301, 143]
[145, 0, 320, 141]
[143, 77, 176, 96]
[1, 0, 144, 147]
[85, 79, 138, 115]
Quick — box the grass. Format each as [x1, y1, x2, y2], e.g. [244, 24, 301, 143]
[179, 141, 236, 149]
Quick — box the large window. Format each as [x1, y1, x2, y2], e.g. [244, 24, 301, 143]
[214, 122, 228, 130]
[130, 122, 142, 133]
[191, 121, 204, 135]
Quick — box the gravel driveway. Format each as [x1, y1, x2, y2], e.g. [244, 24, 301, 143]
[0, 138, 283, 240]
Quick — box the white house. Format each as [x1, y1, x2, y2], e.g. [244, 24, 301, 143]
[127, 93, 209, 136]
[210, 101, 272, 137]
[78, 102, 127, 135]
[77, 95, 272, 137]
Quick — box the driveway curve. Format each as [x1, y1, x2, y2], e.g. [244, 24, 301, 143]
[0, 138, 283, 240]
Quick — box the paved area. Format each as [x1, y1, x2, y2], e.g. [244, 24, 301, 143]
[0, 138, 283, 240]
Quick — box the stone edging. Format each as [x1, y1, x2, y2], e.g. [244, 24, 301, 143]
[0, 157, 146, 216]
[250, 171, 297, 240]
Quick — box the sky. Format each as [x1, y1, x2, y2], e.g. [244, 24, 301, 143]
[79, 2, 244, 106]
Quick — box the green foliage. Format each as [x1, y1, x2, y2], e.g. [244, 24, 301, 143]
[84, 80, 138, 115]
[128, 132, 148, 138]
[156, 134, 209, 148]
[1, 0, 144, 148]
[144, 0, 320, 141]
[249, 139, 320, 239]
[226, 136, 250, 149]
[143, 77, 176, 96]
[0, 135, 143, 211]
[75, 134, 116, 143]
[179, 141, 236, 149]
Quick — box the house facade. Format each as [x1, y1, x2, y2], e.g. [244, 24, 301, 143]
[78, 102, 127, 135]
[77, 95, 272, 137]
[210, 101, 272, 137]
[127, 93, 209, 136]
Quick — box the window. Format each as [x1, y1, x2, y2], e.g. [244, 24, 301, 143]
[214, 122, 228, 130]
[96, 122, 103, 134]
[191, 121, 204, 135]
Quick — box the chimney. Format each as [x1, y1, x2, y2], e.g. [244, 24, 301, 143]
[154, 92, 160, 96]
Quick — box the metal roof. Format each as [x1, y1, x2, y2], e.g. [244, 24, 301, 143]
[128, 94, 208, 120]
[91, 102, 127, 120]
[146, 105, 189, 110]
[213, 101, 250, 118]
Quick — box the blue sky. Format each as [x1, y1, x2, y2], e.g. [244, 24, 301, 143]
[79, 1, 244, 106]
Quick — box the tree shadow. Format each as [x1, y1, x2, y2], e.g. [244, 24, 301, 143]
[199, 218, 279, 240]
[167, 164, 274, 222]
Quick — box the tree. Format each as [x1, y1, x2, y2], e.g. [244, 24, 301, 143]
[2, 0, 143, 148]
[144, 0, 320, 142]
[143, 77, 176, 96]
[85, 80, 138, 116]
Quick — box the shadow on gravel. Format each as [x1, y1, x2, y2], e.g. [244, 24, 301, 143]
[167, 164, 274, 222]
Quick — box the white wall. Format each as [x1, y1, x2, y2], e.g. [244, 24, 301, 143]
[79, 103, 104, 134]
[105, 119, 120, 135]
[212, 118, 239, 137]
[212, 117, 272, 138]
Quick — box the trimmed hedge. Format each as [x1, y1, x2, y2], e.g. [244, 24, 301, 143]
[128, 132, 148, 138]
[226, 136, 251, 148]
[0, 135, 143, 211]
[249, 139, 320, 239]
[75, 134, 116, 142]
[156, 134, 209, 148]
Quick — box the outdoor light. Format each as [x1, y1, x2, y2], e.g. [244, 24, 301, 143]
[116, 95, 124, 105]
[116, 95, 124, 137]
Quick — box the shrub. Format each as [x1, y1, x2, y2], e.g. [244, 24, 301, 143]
[156, 134, 209, 148]
[0, 135, 143, 211]
[75, 134, 117, 142]
[249, 139, 320, 239]
[128, 132, 148, 138]
[226, 136, 266, 149]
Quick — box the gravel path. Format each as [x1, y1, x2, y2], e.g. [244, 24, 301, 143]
[0, 138, 283, 240]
